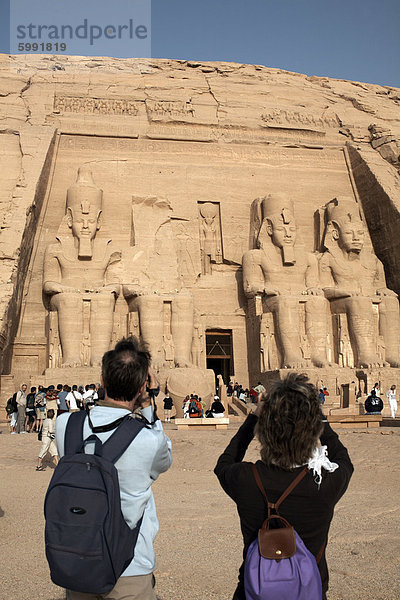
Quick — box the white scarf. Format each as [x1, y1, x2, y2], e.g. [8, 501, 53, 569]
[307, 445, 339, 487]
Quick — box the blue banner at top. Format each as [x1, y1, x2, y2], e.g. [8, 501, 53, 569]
[10, 0, 151, 58]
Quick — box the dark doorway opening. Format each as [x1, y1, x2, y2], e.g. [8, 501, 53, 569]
[206, 330, 233, 386]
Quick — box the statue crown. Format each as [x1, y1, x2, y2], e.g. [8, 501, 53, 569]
[261, 193, 294, 221]
[66, 166, 103, 212]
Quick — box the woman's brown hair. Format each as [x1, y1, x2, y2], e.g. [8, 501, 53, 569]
[255, 372, 323, 470]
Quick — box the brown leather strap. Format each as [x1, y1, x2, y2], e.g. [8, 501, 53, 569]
[274, 467, 308, 512]
[252, 462, 325, 564]
[251, 463, 308, 515]
[251, 463, 269, 502]
[316, 541, 326, 564]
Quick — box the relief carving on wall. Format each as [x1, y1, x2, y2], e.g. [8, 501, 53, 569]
[198, 201, 223, 275]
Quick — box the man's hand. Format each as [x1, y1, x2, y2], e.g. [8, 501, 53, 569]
[135, 368, 159, 409]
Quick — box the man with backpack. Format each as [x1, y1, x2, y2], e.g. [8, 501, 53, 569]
[51, 337, 172, 599]
[188, 394, 203, 418]
[214, 372, 353, 600]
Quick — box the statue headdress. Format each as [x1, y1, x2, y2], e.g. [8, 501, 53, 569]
[66, 166, 103, 213]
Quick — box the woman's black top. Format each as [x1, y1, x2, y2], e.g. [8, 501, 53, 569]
[214, 415, 353, 599]
[211, 400, 225, 413]
[163, 396, 173, 410]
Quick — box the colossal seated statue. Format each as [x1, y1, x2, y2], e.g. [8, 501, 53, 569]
[319, 196, 400, 368]
[43, 167, 121, 367]
[122, 197, 194, 368]
[242, 193, 330, 369]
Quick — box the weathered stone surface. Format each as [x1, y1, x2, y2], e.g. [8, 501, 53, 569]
[1, 53, 400, 407]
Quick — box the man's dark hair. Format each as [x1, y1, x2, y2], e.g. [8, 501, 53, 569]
[57, 384, 63, 391]
[47, 409, 55, 419]
[102, 336, 151, 402]
[256, 372, 323, 471]
[72, 385, 77, 391]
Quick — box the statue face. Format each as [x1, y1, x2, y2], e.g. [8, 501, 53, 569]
[335, 219, 365, 253]
[267, 214, 297, 248]
[68, 206, 101, 241]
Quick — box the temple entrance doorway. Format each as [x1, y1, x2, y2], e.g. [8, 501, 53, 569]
[206, 330, 233, 386]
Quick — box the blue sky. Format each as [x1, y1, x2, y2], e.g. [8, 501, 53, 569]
[1, 0, 399, 87]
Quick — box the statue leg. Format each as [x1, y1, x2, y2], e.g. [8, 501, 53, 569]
[267, 297, 304, 369]
[90, 293, 116, 366]
[171, 294, 194, 367]
[339, 297, 378, 368]
[305, 296, 331, 367]
[51, 293, 83, 367]
[379, 296, 400, 367]
[134, 295, 164, 365]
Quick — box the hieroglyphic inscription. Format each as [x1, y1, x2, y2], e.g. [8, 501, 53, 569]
[146, 100, 195, 119]
[54, 95, 141, 116]
[261, 108, 339, 128]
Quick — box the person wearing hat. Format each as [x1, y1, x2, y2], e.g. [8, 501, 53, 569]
[211, 395, 225, 418]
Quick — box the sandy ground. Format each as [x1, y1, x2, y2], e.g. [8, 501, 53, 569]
[1, 422, 400, 600]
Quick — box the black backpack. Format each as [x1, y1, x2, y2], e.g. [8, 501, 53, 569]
[6, 397, 15, 415]
[44, 410, 146, 594]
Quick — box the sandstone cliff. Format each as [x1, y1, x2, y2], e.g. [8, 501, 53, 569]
[0, 54, 399, 374]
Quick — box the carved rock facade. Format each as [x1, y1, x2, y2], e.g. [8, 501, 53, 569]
[1, 54, 400, 412]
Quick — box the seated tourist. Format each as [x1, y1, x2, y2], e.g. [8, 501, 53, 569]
[365, 389, 384, 414]
[211, 396, 225, 418]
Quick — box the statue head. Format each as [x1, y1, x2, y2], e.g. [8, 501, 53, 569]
[324, 197, 365, 255]
[200, 202, 218, 226]
[259, 193, 297, 264]
[66, 166, 103, 258]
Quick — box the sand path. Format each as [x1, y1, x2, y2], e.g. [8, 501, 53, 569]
[1, 423, 399, 600]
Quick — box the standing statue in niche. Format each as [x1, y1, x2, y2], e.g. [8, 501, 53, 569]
[43, 166, 121, 367]
[260, 313, 276, 371]
[199, 202, 222, 275]
[123, 197, 194, 368]
[163, 333, 175, 362]
[242, 193, 330, 369]
[319, 196, 400, 368]
[191, 312, 204, 368]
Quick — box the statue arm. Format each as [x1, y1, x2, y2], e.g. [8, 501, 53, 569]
[43, 246, 72, 295]
[305, 253, 324, 295]
[318, 252, 353, 299]
[242, 250, 265, 297]
[103, 250, 121, 296]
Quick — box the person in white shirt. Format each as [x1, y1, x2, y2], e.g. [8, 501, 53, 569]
[83, 384, 98, 408]
[36, 409, 58, 471]
[66, 385, 82, 412]
[386, 385, 397, 418]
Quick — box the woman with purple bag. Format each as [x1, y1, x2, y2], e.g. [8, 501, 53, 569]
[214, 372, 353, 600]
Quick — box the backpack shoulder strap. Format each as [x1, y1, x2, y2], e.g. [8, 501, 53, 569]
[64, 410, 87, 456]
[251, 463, 308, 516]
[101, 416, 146, 464]
[274, 467, 308, 512]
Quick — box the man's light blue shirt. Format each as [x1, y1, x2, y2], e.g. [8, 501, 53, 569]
[56, 405, 172, 576]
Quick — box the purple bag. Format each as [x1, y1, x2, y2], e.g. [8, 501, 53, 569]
[244, 465, 323, 600]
